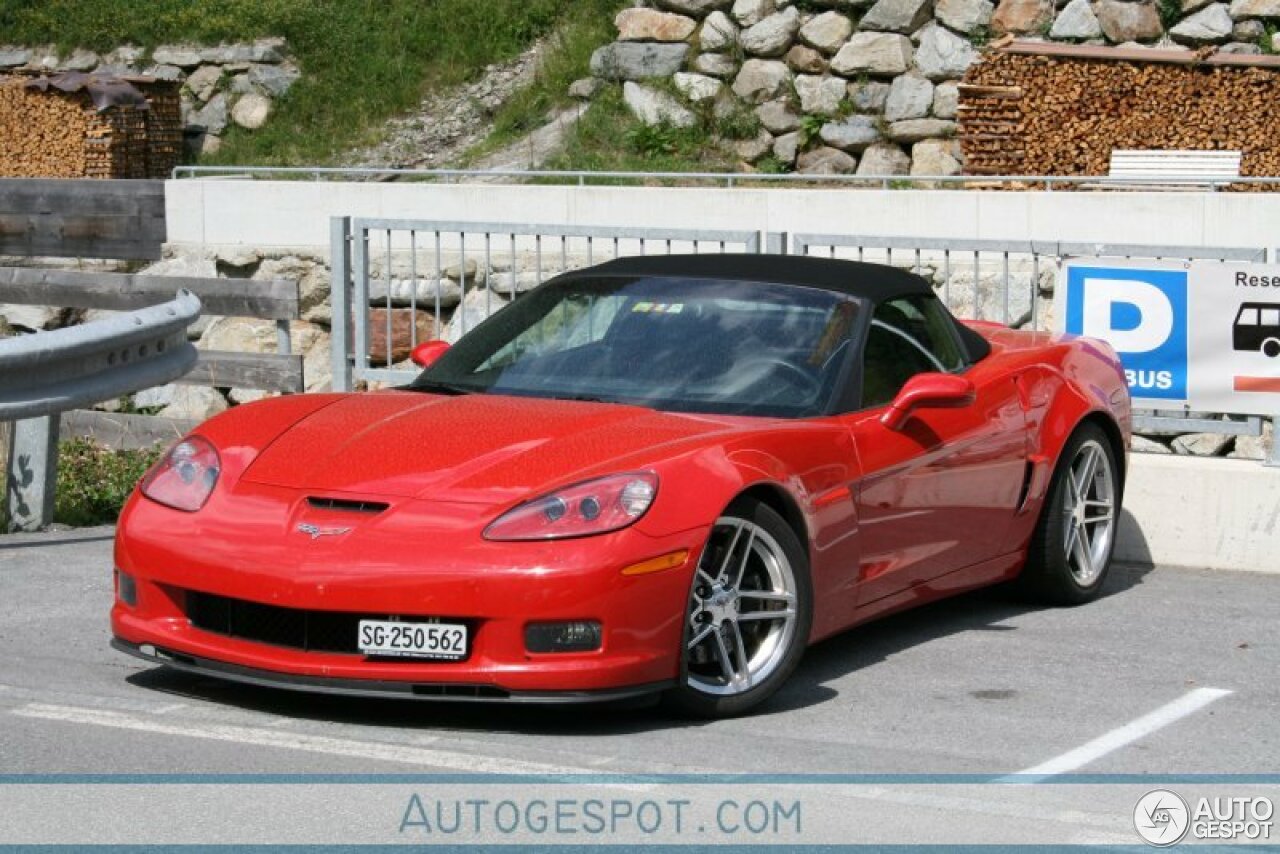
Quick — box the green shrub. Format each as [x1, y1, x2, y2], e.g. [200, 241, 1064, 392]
[54, 439, 163, 527]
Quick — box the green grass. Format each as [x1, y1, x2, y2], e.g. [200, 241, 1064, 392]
[0, 0, 589, 165]
[468, 0, 626, 160]
[541, 85, 737, 177]
[53, 439, 162, 527]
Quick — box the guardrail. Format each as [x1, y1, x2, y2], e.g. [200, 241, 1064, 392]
[1, 291, 202, 532]
[174, 165, 1280, 191]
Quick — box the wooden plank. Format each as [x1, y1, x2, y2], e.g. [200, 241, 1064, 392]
[0, 268, 300, 319]
[181, 351, 304, 393]
[995, 39, 1280, 68]
[0, 214, 166, 260]
[0, 179, 166, 260]
[59, 410, 198, 451]
[0, 179, 166, 216]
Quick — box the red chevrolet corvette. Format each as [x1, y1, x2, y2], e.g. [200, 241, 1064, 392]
[113, 255, 1130, 717]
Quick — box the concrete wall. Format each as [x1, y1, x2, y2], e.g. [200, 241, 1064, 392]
[166, 179, 1280, 258]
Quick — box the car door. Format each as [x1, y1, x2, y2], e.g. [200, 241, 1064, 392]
[844, 296, 1028, 605]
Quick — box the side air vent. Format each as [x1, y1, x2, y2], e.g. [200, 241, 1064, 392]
[306, 497, 390, 514]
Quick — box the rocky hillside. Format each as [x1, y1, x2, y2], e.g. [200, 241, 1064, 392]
[566, 0, 1280, 177]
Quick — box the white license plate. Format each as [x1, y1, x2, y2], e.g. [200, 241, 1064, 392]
[357, 620, 467, 660]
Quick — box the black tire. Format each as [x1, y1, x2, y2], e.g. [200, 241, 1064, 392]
[664, 498, 813, 719]
[1015, 422, 1121, 606]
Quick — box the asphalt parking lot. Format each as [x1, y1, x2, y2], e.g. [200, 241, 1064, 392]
[1, 525, 1277, 780]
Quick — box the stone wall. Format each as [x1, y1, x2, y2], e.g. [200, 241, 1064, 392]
[0, 40, 298, 157]
[577, 0, 1280, 177]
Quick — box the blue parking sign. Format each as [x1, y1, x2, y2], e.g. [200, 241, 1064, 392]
[1063, 264, 1189, 402]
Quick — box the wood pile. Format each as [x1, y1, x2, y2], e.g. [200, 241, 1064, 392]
[960, 46, 1280, 179]
[0, 73, 181, 179]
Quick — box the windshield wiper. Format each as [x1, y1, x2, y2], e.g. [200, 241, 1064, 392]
[409, 380, 477, 396]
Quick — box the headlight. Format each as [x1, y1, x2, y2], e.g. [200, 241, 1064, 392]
[140, 436, 221, 512]
[484, 472, 658, 541]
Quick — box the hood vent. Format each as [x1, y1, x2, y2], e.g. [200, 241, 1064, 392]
[306, 497, 390, 514]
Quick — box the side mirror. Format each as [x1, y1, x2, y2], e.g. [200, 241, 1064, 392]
[880, 372, 976, 431]
[409, 340, 451, 369]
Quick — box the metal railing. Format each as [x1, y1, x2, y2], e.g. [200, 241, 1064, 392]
[1, 291, 202, 531]
[330, 217, 763, 391]
[174, 165, 1280, 191]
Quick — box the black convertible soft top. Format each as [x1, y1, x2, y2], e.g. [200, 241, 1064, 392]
[568, 253, 990, 364]
[571, 254, 933, 304]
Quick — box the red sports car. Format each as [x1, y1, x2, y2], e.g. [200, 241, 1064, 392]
[113, 255, 1131, 717]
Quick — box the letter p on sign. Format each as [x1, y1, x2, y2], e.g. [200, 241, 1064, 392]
[1063, 263, 1189, 402]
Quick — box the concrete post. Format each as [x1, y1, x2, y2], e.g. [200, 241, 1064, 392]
[6, 415, 59, 532]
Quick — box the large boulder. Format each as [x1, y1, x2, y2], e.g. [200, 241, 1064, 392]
[254, 255, 332, 325]
[773, 131, 801, 164]
[800, 11, 855, 53]
[731, 59, 794, 101]
[1096, 0, 1164, 41]
[694, 52, 740, 77]
[623, 81, 698, 127]
[932, 81, 960, 118]
[831, 33, 915, 76]
[884, 72, 934, 122]
[248, 63, 300, 97]
[158, 386, 229, 421]
[910, 138, 963, 177]
[849, 79, 892, 111]
[888, 118, 956, 142]
[936, 0, 995, 33]
[732, 0, 777, 27]
[1050, 0, 1104, 38]
[674, 71, 725, 102]
[700, 11, 740, 50]
[991, 0, 1053, 33]
[591, 43, 690, 80]
[859, 0, 935, 32]
[820, 114, 884, 150]
[616, 8, 699, 41]
[914, 24, 979, 81]
[756, 99, 803, 133]
[856, 142, 912, 175]
[444, 290, 509, 344]
[188, 93, 228, 135]
[741, 7, 802, 56]
[798, 146, 858, 174]
[1228, 0, 1280, 17]
[1170, 3, 1233, 42]
[795, 74, 848, 115]
[367, 308, 439, 366]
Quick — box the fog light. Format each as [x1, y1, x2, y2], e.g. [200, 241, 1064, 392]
[116, 570, 137, 607]
[525, 621, 602, 653]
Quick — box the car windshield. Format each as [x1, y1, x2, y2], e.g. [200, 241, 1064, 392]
[410, 276, 862, 418]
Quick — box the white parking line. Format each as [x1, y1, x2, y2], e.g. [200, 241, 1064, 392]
[9, 703, 596, 776]
[1008, 687, 1233, 781]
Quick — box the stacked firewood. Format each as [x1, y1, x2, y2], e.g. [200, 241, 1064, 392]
[960, 50, 1280, 178]
[0, 74, 182, 178]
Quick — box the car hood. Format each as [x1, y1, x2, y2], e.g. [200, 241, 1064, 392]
[241, 391, 738, 504]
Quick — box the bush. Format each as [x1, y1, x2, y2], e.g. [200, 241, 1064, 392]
[54, 439, 163, 527]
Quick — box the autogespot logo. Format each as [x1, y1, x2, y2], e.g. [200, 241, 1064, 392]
[1134, 790, 1191, 847]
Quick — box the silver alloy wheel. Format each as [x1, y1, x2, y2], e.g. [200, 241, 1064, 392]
[1061, 439, 1116, 586]
[685, 517, 798, 697]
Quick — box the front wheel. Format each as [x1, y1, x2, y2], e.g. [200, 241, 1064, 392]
[1016, 423, 1121, 605]
[665, 499, 812, 718]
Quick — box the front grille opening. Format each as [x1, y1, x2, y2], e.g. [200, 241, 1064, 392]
[185, 590, 469, 658]
[306, 497, 390, 514]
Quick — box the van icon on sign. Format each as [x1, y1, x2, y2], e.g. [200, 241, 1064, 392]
[1233, 302, 1280, 358]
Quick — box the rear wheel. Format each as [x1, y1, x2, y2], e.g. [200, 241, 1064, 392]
[665, 499, 812, 718]
[1016, 423, 1120, 605]
[1262, 338, 1280, 358]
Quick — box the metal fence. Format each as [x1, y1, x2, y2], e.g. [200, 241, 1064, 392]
[329, 218, 1278, 466]
[330, 217, 764, 391]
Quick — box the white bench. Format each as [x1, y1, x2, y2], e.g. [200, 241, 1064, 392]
[1106, 149, 1242, 188]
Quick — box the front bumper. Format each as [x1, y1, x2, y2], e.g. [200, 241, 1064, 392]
[111, 638, 672, 703]
[112, 482, 702, 698]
